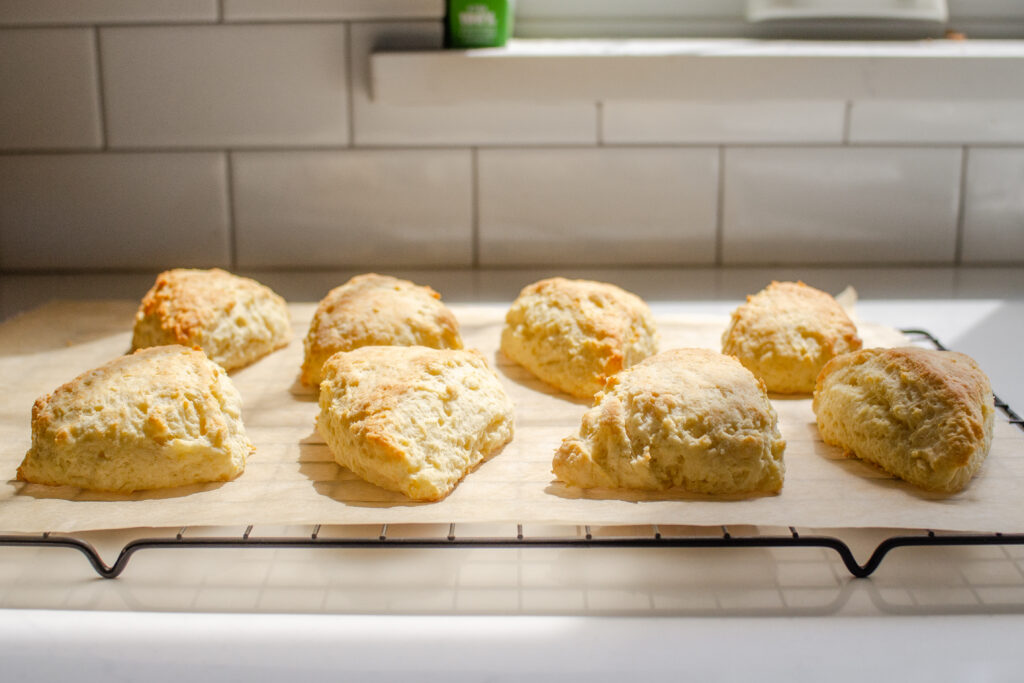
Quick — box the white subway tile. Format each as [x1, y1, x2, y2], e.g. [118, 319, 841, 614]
[722, 147, 961, 264]
[962, 148, 1024, 264]
[102, 25, 349, 148]
[850, 101, 1024, 144]
[225, 0, 443, 21]
[603, 101, 845, 144]
[0, 29, 102, 150]
[0, 154, 229, 270]
[0, 0, 216, 25]
[233, 150, 472, 268]
[351, 22, 596, 146]
[478, 148, 718, 267]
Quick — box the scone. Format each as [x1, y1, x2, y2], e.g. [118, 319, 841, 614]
[301, 273, 463, 387]
[813, 347, 994, 493]
[17, 345, 252, 493]
[132, 268, 291, 372]
[500, 277, 659, 399]
[722, 281, 862, 394]
[553, 348, 786, 495]
[317, 346, 514, 501]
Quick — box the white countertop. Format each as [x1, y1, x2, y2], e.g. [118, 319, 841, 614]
[4, 611, 1024, 682]
[1, 266, 1023, 680]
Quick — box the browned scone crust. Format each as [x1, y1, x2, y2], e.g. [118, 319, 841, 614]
[722, 281, 862, 394]
[813, 347, 994, 493]
[132, 268, 291, 372]
[500, 277, 659, 399]
[553, 348, 785, 495]
[301, 273, 463, 387]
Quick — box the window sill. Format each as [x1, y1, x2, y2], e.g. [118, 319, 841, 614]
[371, 38, 1024, 103]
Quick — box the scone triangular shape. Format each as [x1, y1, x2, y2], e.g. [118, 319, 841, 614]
[317, 346, 514, 501]
[813, 347, 994, 492]
[18, 345, 252, 493]
[554, 348, 785, 495]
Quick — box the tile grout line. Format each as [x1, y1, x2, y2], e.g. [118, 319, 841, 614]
[714, 145, 726, 266]
[217, 0, 225, 22]
[471, 147, 480, 268]
[345, 22, 356, 147]
[953, 145, 970, 265]
[3, 142, 1016, 157]
[0, 17, 435, 29]
[8, 260, 1007, 278]
[92, 27, 110, 150]
[225, 151, 239, 270]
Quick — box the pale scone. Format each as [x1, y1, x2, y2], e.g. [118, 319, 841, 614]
[721, 281, 861, 394]
[813, 347, 994, 493]
[317, 346, 514, 502]
[553, 348, 786, 495]
[301, 273, 463, 387]
[132, 268, 291, 372]
[500, 277, 659, 399]
[18, 345, 252, 493]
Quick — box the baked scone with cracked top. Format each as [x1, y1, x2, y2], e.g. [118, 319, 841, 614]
[301, 273, 463, 387]
[132, 268, 291, 372]
[500, 277, 659, 399]
[813, 347, 994, 493]
[17, 345, 252, 493]
[721, 281, 861, 394]
[553, 348, 786, 495]
[317, 345, 514, 502]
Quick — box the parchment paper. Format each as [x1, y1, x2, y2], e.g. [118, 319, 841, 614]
[0, 301, 1021, 534]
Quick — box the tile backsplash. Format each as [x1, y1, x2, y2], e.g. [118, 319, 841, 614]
[1, 3, 1021, 270]
[0, 153, 229, 270]
[0, 29, 102, 150]
[232, 149, 473, 268]
[101, 24, 351, 148]
[478, 147, 719, 266]
[721, 147, 962, 265]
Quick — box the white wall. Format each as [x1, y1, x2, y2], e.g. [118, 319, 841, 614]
[1, 1, 1022, 270]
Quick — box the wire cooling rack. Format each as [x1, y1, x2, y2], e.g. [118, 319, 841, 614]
[1, 329, 1021, 579]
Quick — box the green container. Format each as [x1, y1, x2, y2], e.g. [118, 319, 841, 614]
[447, 0, 514, 48]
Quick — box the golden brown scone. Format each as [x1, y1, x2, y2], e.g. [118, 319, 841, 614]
[813, 347, 994, 493]
[500, 277, 659, 399]
[721, 281, 862, 394]
[18, 345, 252, 493]
[553, 348, 785, 495]
[132, 268, 291, 372]
[317, 346, 514, 502]
[301, 273, 463, 387]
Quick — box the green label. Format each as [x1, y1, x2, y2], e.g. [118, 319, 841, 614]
[448, 0, 513, 48]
